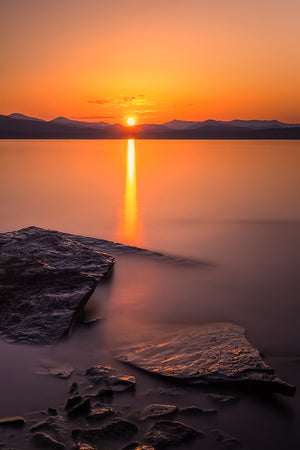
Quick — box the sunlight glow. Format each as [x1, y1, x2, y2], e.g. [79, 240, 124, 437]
[122, 139, 139, 243]
[127, 117, 135, 126]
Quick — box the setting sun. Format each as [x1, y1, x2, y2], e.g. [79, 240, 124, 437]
[127, 117, 135, 126]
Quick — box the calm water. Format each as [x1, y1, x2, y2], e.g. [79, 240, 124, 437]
[0, 139, 300, 449]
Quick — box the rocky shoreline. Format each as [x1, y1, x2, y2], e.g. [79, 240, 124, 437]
[0, 363, 243, 449]
[0, 227, 297, 449]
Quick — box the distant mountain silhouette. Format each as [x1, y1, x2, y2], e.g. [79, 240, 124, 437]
[162, 119, 300, 130]
[49, 117, 110, 128]
[8, 113, 45, 122]
[0, 114, 299, 139]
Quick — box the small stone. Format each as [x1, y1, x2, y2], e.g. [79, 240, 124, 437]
[72, 443, 96, 450]
[68, 398, 91, 416]
[145, 420, 199, 448]
[77, 419, 138, 442]
[31, 432, 65, 449]
[121, 443, 154, 450]
[37, 367, 73, 379]
[180, 406, 217, 415]
[0, 416, 26, 427]
[85, 365, 136, 393]
[31, 420, 52, 433]
[30, 416, 65, 436]
[107, 375, 136, 392]
[66, 395, 83, 411]
[208, 394, 239, 404]
[87, 408, 115, 420]
[140, 404, 178, 420]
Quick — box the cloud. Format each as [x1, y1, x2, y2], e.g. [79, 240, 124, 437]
[88, 94, 148, 106]
[88, 99, 111, 105]
[121, 96, 136, 102]
[72, 115, 118, 120]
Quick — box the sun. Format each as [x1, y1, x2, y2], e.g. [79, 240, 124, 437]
[127, 117, 135, 126]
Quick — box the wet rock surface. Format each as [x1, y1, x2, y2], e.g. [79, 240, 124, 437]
[179, 406, 218, 415]
[73, 419, 138, 443]
[37, 366, 74, 379]
[121, 443, 154, 450]
[67, 398, 91, 417]
[0, 227, 114, 343]
[86, 365, 136, 393]
[144, 420, 199, 448]
[87, 407, 116, 421]
[72, 444, 96, 450]
[139, 404, 178, 420]
[116, 322, 296, 395]
[31, 432, 65, 449]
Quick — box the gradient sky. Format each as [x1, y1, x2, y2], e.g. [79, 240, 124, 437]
[1, 0, 299, 124]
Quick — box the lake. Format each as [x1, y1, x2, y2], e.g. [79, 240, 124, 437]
[0, 139, 300, 449]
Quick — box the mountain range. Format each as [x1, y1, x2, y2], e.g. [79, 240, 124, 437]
[1, 114, 300, 139]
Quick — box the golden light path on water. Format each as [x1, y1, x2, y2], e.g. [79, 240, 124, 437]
[121, 139, 139, 243]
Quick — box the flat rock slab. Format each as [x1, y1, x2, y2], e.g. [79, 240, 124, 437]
[0, 227, 114, 343]
[116, 323, 295, 396]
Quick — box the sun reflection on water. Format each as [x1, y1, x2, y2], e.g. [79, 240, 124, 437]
[121, 139, 139, 244]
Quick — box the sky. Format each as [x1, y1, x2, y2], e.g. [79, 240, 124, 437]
[0, 0, 299, 124]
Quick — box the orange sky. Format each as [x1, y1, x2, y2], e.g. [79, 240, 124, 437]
[0, 0, 299, 124]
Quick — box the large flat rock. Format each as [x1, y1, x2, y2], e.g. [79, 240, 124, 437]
[0, 227, 114, 343]
[116, 323, 295, 396]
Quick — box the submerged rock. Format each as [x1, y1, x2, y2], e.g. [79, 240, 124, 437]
[87, 407, 116, 421]
[121, 444, 154, 450]
[0, 227, 114, 343]
[116, 323, 296, 396]
[208, 394, 239, 404]
[68, 398, 91, 416]
[31, 432, 65, 449]
[145, 420, 199, 448]
[37, 366, 74, 379]
[30, 416, 66, 440]
[65, 395, 91, 416]
[74, 419, 138, 442]
[180, 406, 217, 415]
[86, 365, 136, 393]
[139, 404, 178, 420]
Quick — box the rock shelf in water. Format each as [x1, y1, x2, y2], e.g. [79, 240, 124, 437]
[0, 226, 114, 343]
[116, 323, 296, 396]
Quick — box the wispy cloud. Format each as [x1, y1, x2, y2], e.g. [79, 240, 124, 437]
[88, 99, 111, 105]
[121, 96, 136, 102]
[88, 94, 152, 107]
[72, 115, 118, 120]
